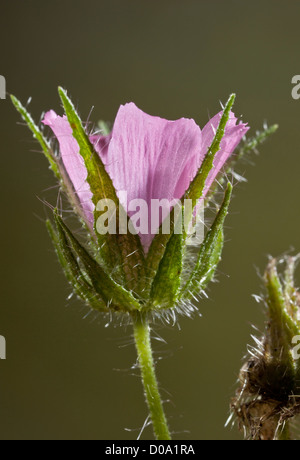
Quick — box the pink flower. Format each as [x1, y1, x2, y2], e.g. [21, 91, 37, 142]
[43, 103, 249, 250]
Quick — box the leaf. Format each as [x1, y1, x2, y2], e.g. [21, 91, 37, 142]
[183, 94, 236, 209]
[46, 219, 109, 312]
[58, 87, 145, 292]
[54, 212, 142, 313]
[263, 258, 299, 396]
[11, 94, 90, 229]
[235, 123, 278, 160]
[58, 87, 117, 207]
[150, 215, 184, 309]
[179, 182, 233, 301]
[10, 94, 60, 179]
[264, 259, 300, 348]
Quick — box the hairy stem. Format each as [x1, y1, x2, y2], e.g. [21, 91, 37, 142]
[133, 313, 171, 440]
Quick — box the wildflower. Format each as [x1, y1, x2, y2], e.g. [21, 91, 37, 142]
[12, 89, 251, 440]
[42, 101, 248, 252]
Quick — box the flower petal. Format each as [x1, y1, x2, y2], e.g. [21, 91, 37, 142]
[43, 111, 95, 225]
[99, 103, 203, 250]
[43, 104, 249, 252]
[201, 111, 249, 196]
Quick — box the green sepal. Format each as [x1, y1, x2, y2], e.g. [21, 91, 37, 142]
[58, 87, 145, 290]
[262, 259, 300, 397]
[183, 94, 235, 209]
[145, 94, 236, 290]
[264, 259, 300, 353]
[46, 219, 109, 312]
[53, 211, 142, 313]
[179, 182, 233, 301]
[58, 87, 118, 207]
[10, 94, 60, 179]
[149, 216, 184, 309]
[11, 94, 90, 230]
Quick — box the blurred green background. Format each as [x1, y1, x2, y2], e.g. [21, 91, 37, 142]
[1, 0, 300, 440]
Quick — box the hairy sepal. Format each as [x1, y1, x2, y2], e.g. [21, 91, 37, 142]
[54, 211, 142, 313]
[149, 211, 184, 309]
[46, 219, 109, 312]
[179, 182, 232, 301]
[58, 87, 145, 292]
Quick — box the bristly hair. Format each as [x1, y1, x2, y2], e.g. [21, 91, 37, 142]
[228, 254, 300, 440]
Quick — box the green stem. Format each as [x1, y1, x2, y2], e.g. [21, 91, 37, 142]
[133, 313, 171, 440]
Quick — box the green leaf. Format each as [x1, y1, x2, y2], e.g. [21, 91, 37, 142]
[263, 259, 299, 395]
[235, 123, 278, 161]
[150, 218, 184, 309]
[58, 87, 145, 291]
[10, 94, 60, 179]
[54, 212, 142, 313]
[46, 219, 109, 312]
[58, 87, 117, 207]
[183, 94, 236, 209]
[179, 182, 233, 301]
[11, 94, 91, 230]
[145, 207, 179, 289]
[146, 95, 235, 292]
[264, 259, 300, 349]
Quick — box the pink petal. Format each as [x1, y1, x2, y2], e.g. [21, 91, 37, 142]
[42, 110, 106, 226]
[99, 102, 203, 250]
[201, 111, 249, 197]
[43, 104, 249, 252]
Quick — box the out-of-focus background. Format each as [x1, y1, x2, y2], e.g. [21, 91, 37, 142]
[1, 0, 300, 440]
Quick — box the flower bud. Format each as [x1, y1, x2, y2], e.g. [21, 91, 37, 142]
[230, 256, 300, 440]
